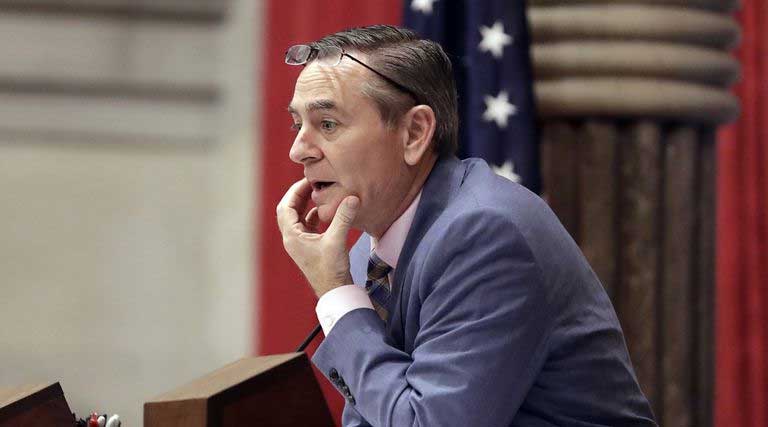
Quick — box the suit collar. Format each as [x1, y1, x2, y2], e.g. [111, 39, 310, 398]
[394, 155, 464, 283]
[349, 155, 465, 285]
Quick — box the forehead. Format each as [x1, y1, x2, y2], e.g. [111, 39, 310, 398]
[289, 57, 371, 113]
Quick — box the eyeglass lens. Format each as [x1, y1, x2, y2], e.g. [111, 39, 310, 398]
[285, 45, 309, 64]
[285, 45, 343, 66]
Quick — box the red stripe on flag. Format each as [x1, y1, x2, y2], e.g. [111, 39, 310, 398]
[715, 0, 768, 426]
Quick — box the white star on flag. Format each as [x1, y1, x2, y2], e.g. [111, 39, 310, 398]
[479, 21, 513, 59]
[493, 160, 522, 183]
[411, 0, 438, 14]
[483, 91, 517, 128]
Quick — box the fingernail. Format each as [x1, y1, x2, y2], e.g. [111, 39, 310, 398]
[347, 197, 360, 209]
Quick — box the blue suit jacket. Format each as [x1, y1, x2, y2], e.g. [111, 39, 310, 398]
[312, 156, 656, 426]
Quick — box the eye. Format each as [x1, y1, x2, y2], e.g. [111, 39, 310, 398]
[290, 122, 302, 132]
[320, 120, 338, 132]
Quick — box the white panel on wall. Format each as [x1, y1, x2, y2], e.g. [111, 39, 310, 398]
[0, 0, 225, 145]
[0, 93, 216, 144]
[0, 13, 218, 87]
[0, 0, 226, 15]
[0, 0, 257, 425]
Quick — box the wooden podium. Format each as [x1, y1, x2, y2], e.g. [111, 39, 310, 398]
[144, 352, 334, 427]
[0, 382, 73, 427]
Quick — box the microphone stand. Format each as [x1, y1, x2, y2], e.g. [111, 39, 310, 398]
[296, 323, 322, 352]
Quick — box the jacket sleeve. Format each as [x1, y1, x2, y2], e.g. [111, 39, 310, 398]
[341, 403, 372, 427]
[311, 210, 555, 427]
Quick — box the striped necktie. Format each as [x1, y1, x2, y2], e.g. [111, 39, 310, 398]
[366, 251, 393, 320]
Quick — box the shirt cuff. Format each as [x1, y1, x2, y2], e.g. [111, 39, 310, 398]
[316, 285, 374, 335]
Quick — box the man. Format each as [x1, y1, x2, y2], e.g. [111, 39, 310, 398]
[277, 25, 656, 426]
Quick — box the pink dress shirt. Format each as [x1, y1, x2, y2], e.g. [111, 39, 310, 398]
[315, 191, 422, 334]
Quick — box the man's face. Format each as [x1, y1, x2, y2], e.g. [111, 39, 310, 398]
[288, 55, 408, 232]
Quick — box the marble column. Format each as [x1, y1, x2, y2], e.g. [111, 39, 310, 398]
[527, 1, 740, 425]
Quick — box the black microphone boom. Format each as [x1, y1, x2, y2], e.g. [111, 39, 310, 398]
[296, 323, 322, 352]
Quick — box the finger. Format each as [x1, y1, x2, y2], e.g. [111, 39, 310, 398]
[277, 201, 299, 232]
[326, 196, 359, 240]
[276, 179, 312, 231]
[305, 206, 320, 231]
[284, 178, 312, 212]
[277, 178, 312, 216]
[278, 209, 308, 236]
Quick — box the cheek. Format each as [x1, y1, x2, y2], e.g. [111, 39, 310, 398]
[362, 160, 397, 197]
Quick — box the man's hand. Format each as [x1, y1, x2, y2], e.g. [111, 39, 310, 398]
[276, 178, 360, 298]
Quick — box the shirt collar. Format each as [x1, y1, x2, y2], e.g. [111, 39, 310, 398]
[370, 191, 422, 269]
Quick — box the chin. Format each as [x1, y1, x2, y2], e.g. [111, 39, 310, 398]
[317, 201, 342, 224]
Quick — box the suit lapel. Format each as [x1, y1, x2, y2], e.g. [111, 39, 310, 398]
[349, 155, 465, 287]
[347, 155, 466, 337]
[390, 156, 466, 333]
[394, 155, 465, 286]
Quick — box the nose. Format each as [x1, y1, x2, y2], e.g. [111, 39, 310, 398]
[289, 129, 323, 165]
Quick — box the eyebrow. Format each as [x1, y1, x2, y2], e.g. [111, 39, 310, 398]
[287, 99, 338, 114]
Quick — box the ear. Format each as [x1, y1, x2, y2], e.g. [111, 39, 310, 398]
[401, 105, 437, 166]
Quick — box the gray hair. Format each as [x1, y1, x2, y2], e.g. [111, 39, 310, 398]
[307, 25, 459, 156]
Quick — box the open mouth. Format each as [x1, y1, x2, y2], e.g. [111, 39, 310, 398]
[312, 181, 335, 191]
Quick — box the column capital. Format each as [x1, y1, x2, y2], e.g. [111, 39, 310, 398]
[529, 1, 741, 123]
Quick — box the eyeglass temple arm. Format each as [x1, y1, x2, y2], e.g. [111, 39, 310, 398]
[341, 53, 419, 103]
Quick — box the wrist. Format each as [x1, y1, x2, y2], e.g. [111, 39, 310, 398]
[313, 273, 353, 298]
[314, 282, 347, 299]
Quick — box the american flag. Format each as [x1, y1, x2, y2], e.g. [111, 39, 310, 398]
[404, 0, 540, 194]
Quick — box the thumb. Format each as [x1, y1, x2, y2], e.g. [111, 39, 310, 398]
[327, 196, 360, 239]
